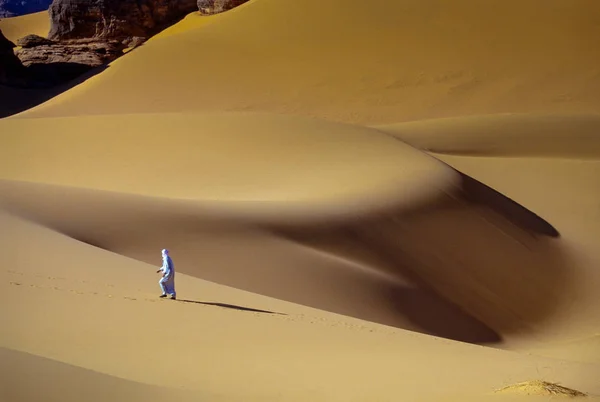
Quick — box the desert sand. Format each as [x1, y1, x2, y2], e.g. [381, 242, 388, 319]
[1, 0, 600, 401]
[0, 10, 49, 42]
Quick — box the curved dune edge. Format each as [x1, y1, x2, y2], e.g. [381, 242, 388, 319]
[0, 112, 458, 222]
[0, 11, 50, 42]
[150, 0, 259, 41]
[2, 212, 599, 402]
[374, 113, 600, 158]
[148, 12, 219, 40]
[0, 168, 573, 348]
[0, 347, 199, 402]
[12, 0, 600, 123]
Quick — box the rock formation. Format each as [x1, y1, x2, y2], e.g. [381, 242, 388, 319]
[3, 0, 248, 88]
[2, 31, 125, 88]
[15, 35, 126, 86]
[197, 0, 249, 15]
[0, 29, 27, 86]
[16, 37, 124, 69]
[16, 34, 56, 48]
[48, 0, 198, 41]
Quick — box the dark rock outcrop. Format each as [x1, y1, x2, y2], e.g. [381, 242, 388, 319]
[16, 34, 56, 48]
[0, 29, 27, 86]
[122, 36, 146, 50]
[14, 37, 125, 86]
[16, 38, 124, 68]
[0, 0, 52, 18]
[2, 30, 124, 88]
[4, 0, 245, 90]
[197, 0, 249, 15]
[48, 0, 198, 41]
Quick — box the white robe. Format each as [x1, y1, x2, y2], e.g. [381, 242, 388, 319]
[158, 255, 176, 296]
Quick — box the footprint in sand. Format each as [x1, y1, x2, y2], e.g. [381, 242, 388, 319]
[69, 289, 85, 295]
[10, 278, 156, 304]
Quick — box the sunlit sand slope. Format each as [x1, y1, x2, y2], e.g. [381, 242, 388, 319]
[0, 11, 50, 42]
[375, 113, 600, 158]
[0, 112, 456, 220]
[0, 348, 200, 402]
[1, 212, 599, 402]
[14, 0, 600, 124]
[1, 111, 598, 348]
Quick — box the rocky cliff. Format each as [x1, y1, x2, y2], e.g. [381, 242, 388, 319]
[48, 0, 198, 41]
[16, 34, 125, 86]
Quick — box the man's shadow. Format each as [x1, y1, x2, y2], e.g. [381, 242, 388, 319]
[174, 299, 285, 315]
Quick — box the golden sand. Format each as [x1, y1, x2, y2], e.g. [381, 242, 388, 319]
[1, 1, 600, 401]
[0, 11, 50, 41]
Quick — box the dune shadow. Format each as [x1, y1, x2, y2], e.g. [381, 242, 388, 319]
[385, 285, 502, 344]
[0, 178, 572, 347]
[176, 299, 285, 315]
[0, 63, 108, 118]
[351, 168, 569, 340]
[267, 223, 503, 344]
[267, 167, 569, 344]
[456, 171, 559, 238]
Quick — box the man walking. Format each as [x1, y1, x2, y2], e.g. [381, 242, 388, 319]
[157, 248, 176, 299]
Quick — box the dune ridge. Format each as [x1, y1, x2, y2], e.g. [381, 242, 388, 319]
[375, 113, 600, 159]
[0, 11, 49, 42]
[0, 347, 202, 402]
[9, 0, 600, 123]
[2, 211, 599, 401]
[0, 112, 456, 211]
[2, 0, 600, 401]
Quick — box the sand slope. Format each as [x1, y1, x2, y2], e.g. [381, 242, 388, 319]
[0, 112, 455, 213]
[1, 211, 599, 401]
[0, 348, 202, 402]
[0, 10, 50, 42]
[2, 0, 600, 401]
[1, 111, 599, 349]
[10, 0, 600, 124]
[375, 113, 600, 158]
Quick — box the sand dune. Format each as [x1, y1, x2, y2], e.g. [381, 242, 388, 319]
[10, 0, 600, 123]
[0, 10, 50, 42]
[0, 348, 200, 402]
[1, 110, 592, 343]
[375, 113, 600, 158]
[2, 0, 600, 400]
[0, 112, 456, 217]
[1, 211, 599, 401]
[1, 111, 599, 349]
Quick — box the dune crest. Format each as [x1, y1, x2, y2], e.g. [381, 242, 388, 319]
[2, 0, 600, 401]
[0, 11, 50, 42]
[375, 113, 600, 159]
[0, 112, 457, 220]
[2, 211, 599, 401]
[10, 0, 600, 123]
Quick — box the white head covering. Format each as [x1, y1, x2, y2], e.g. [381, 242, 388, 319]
[162, 249, 169, 257]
